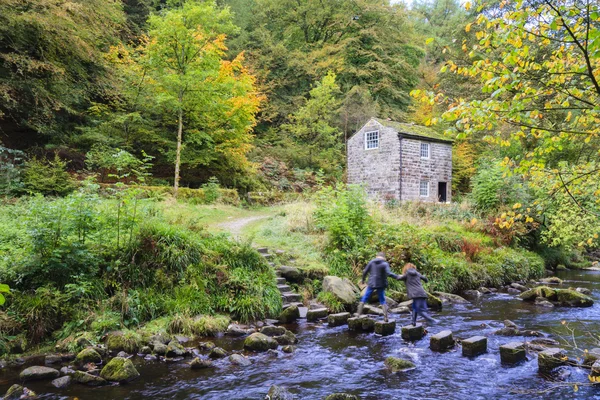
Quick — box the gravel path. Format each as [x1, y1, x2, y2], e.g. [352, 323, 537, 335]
[217, 215, 270, 239]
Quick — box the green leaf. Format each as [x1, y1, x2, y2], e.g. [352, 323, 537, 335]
[0, 283, 9, 293]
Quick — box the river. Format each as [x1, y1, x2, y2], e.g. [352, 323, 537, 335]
[2, 269, 600, 399]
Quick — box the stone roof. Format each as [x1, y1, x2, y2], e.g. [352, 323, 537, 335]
[372, 118, 453, 143]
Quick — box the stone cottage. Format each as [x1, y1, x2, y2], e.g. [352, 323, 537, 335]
[347, 117, 453, 202]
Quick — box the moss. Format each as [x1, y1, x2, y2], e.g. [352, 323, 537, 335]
[190, 315, 230, 337]
[520, 286, 556, 301]
[75, 348, 102, 365]
[540, 277, 563, 285]
[105, 330, 141, 353]
[243, 333, 278, 352]
[55, 332, 94, 353]
[100, 357, 140, 383]
[555, 289, 594, 307]
[426, 293, 443, 311]
[384, 356, 416, 372]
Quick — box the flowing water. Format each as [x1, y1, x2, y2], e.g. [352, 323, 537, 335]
[2, 270, 600, 399]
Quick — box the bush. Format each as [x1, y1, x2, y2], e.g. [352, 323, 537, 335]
[23, 154, 76, 196]
[85, 145, 153, 184]
[0, 146, 25, 196]
[470, 161, 529, 212]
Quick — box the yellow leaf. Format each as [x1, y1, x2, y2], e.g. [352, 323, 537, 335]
[574, 384, 578, 392]
[465, 1, 471, 11]
[465, 23, 472, 33]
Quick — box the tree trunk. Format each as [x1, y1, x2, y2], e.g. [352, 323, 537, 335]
[174, 99, 183, 197]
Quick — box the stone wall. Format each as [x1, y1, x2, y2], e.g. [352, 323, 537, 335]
[347, 120, 401, 200]
[399, 138, 452, 202]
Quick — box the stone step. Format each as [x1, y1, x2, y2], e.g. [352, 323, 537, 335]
[538, 348, 566, 371]
[348, 316, 375, 332]
[500, 342, 526, 365]
[306, 308, 328, 322]
[430, 330, 455, 352]
[375, 320, 396, 336]
[276, 277, 287, 285]
[282, 302, 303, 310]
[401, 324, 425, 341]
[277, 284, 292, 293]
[257, 247, 269, 254]
[282, 293, 302, 303]
[328, 312, 351, 327]
[462, 336, 487, 357]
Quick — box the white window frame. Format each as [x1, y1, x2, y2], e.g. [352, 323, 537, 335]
[420, 142, 430, 159]
[419, 180, 429, 197]
[364, 130, 379, 150]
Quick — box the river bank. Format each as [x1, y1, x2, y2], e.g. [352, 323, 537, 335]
[1, 269, 599, 399]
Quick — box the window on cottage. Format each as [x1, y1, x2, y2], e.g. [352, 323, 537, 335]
[365, 130, 379, 149]
[419, 181, 429, 197]
[420, 142, 430, 159]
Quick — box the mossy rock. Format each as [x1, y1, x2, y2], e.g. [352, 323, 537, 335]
[520, 286, 556, 301]
[274, 330, 298, 345]
[555, 289, 594, 307]
[75, 348, 102, 366]
[19, 366, 60, 382]
[100, 357, 140, 383]
[106, 331, 140, 354]
[540, 277, 563, 285]
[279, 305, 300, 323]
[4, 384, 36, 400]
[244, 333, 278, 352]
[266, 385, 294, 400]
[384, 356, 416, 372]
[426, 293, 443, 311]
[324, 394, 359, 400]
[166, 341, 185, 357]
[190, 357, 213, 369]
[73, 371, 107, 386]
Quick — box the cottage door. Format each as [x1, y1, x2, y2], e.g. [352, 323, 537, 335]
[438, 182, 447, 202]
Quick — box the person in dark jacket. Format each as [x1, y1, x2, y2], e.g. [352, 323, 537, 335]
[399, 263, 437, 326]
[357, 252, 399, 322]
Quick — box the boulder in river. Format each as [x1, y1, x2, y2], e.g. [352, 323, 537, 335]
[324, 394, 360, 400]
[190, 357, 213, 369]
[384, 356, 416, 372]
[306, 307, 328, 321]
[555, 289, 594, 307]
[100, 357, 140, 383]
[520, 286, 557, 301]
[226, 324, 249, 337]
[51, 375, 72, 389]
[575, 287, 592, 295]
[229, 354, 251, 367]
[244, 333, 278, 352]
[19, 366, 60, 382]
[166, 341, 185, 357]
[540, 277, 563, 285]
[538, 348, 567, 371]
[583, 348, 600, 366]
[430, 330, 454, 352]
[322, 276, 359, 305]
[279, 305, 300, 324]
[75, 348, 102, 366]
[510, 283, 528, 292]
[433, 291, 469, 304]
[328, 312, 351, 327]
[261, 326, 287, 337]
[274, 330, 298, 345]
[3, 385, 36, 400]
[73, 370, 107, 386]
[266, 385, 295, 400]
[463, 290, 481, 299]
[426, 293, 443, 311]
[152, 341, 168, 355]
[209, 347, 227, 359]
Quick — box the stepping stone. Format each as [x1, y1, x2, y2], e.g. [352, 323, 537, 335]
[430, 330, 454, 352]
[348, 317, 376, 332]
[401, 324, 425, 341]
[375, 320, 396, 336]
[282, 293, 302, 303]
[277, 284, 292, 293]
[306, 308, 328, 322]
[328, 312, 351, 327]
[462, 336, 487, 357]
[257, 248, 269, 254]
[500, 342, 526, 364]
[276, 277, 287, 285]
[538, 348, 567, 371]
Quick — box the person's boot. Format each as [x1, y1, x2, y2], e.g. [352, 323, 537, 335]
[356, 302, 365, 317]
[383, 304, 389, 322]
[411, 311, 417, 326]
[423, 312, 438, 325]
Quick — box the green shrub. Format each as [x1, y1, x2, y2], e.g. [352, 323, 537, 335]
[90, 311, 122, 336]
[23, 154, 76, 196]
[316, 291, 345, 313]
[85, 145, 153, 184]
[0, 146, 25, 196]
[201, 176, 221, 204]
[190, 315, 230, 336]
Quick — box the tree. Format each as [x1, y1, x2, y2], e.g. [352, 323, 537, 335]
[282, 72, 343, 174]
[133, 1, 260, 194]
[415, 0, 600, 247]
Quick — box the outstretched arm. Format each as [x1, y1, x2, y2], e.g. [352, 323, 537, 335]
[419, 273, 428, 283]
[361, 262, 371, 284]
[385, 263, 400, 280]
[398, 274, 406, 281]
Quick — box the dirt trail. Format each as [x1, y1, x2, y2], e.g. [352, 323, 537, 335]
[217, 215, 270, 239]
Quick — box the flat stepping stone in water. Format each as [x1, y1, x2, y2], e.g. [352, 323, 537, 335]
[375, 320, 396, 336]
[430, 330, 455, 352]
[348, 317, 376, 332]
[538, 348, 567, 371]
[462, 336, 487, 357]
[401, 324, 425, 341]
[500, 342, 527, 364]
[328, 312, 351, 327]
[306, 308, 329, 322]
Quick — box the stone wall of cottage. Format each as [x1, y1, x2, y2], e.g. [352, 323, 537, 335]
[347, 120, 401, 200]
[399, 138, 452, 202]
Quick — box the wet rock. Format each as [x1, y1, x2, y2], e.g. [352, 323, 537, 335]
[190, 357, 213, 369]
[510, 283, 528, 292]
[591, 360, 600, 379]
[389, 306, 410, 314]
[144, 354, 158, 361]
[149, 333, 171, 345]
[75, 348, 102, 366]
[430, 330, 454, 352]
[433, 292, 469, 304]
[229, 354, 251, 367]
[51, 375, 72, 389]
[576, 287, 592, 295]
[494, 327, 520, 336]
[479, 287, 492, 295]
[324, 394, 359, 400]
[306, 308, 328, 321]
[520, 286, 557, 301]
[462, 336, 487, 357]
[116, 351, 130, 358]
[279, 305, 300, 324]
[375, 320, 396, 336]
[226, 324, 249, 337]
[520, 330, 544, 337]
[534, 297, 555, 308]
[363, 304, 383, 316]
[583, 348, 600, 367]
[244, 333, 278, 352]
[261, 326, 287, 337]
[60, 366, 76, 376]
[538, 348, 567, 371]
[73, 370, 107, 386]
[401, 324, 425, 341]
[197, 341, 216, 351]
[100, 357, 140, 383]
[139, 346, 152, 355]
[266, 385, 294, 400]
[267, 349, 279, 357]
[3, 384, 36, 400]
[322, 276, 359, 305]
[20, 366, 60, 382]
[463, 290, 481, 299]
[278, 266, 302, 282]
[555, 289, 594, 307]
[282, 345, 295, 353]
[426, 293, 443, 311]
[384, 356, 416, 372]
[274, 330, 298, 345]
[540, 277, 563, 285]
[209, 347, 227, 359]
[45, 354, 62, 365]
[507, 288, 521, 295]
[500, 342, 527, 364]
[152, 341, 168, 355]
[166, 341, 185, 357]
[328, 312, 351, 327]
